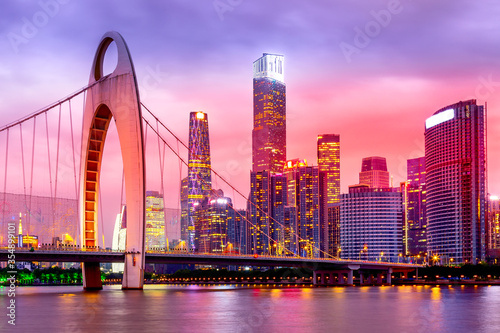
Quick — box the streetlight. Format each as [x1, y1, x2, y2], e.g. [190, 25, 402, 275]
[380, 251, 384, 262]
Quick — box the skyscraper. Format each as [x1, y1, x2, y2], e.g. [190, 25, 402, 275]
[359, 156, 390, 188]
[187, 111, 212, 251]
[317, 134, 340, 205]
[402, 157, 427, 256]
[487, 196, 500, 251]
[295, 166, 324, 258]
[340, 185, 403, 262]
[249, 170, 287, 255]
[425, 99, 486, 264]
[145, 191, 166, 250]
[194, 190, 230, 254]
[252, 53, 286, 173]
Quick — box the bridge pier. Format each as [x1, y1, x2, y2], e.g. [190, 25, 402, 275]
[313, 265, 359, 286]
[83, 262, 103, 290]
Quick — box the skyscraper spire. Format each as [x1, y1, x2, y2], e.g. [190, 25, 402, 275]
[252, 53, 286, 173]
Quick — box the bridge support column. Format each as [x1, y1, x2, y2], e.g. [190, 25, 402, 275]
[83, 262, 103, 290]
[338, 272, 344, 284]
[313, 271, 319, 285]
[387, 268, 392, 284]
[359, 272, 364, 285]
[347, 270, 353, 285]
[122, 252, 144, 289]
[328, 272, 336, 285]
[377, 273, 383, 285]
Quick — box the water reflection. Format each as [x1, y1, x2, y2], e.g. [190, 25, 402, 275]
[3, 285, 500, 332]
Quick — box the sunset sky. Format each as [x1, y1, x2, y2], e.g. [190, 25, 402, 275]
[1, 1, 499, 243]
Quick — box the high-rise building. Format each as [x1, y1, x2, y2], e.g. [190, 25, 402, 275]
[340, 185, 403, 262]
[187, 111, 212, 251]
[295, 166, 324, 258]
[327, 205, 341, 258]
[249, 170, 287, 255]
[227, 208, 247, 254]
[317, 134, 340, 205]
[425, 99, 486, 264]
[283, 159, 307, 207]
[359, 156, 390, 188]
[194, 190, 230, 254]
[487, 196, 500, 251]
[252, 53, 286, 173]
[145, 191, 166, 250]
[402, 157, 427, 256]
[180, 177, 189, 244]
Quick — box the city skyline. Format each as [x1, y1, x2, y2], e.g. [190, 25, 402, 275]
[1, 1, 499, 245]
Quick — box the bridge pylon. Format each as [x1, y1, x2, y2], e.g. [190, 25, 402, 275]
[80, 31, 145, 290]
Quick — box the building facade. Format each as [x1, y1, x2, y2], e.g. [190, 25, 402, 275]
[340, 186, 403, 262]
[359, 156, 390, 188]
[317, 134, 340, 206]
[487, 196, 500, 251]
[425, 99, 486, 264]
[249, 170, 287, 255]
[252, 53, 286, 173]
[187, 111, 212, 251]
[193, 190, 230, 254]
[145, 191, 166, 250]
[402, 157, 427, 256]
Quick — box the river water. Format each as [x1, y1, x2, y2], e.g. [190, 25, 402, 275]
[1, 284, 499, 332]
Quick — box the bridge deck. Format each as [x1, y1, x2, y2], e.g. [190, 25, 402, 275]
[0, 249, 420, 272]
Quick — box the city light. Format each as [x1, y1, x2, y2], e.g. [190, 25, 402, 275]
[425, 108, 455, 129]
[196, 112, 205, 119]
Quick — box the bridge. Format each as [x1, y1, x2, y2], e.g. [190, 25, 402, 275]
[0, 31, 421, 290]
[0, 248, 418, 286]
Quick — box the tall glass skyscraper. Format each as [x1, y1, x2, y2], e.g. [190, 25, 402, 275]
[317, 134, 340, 206]
[252, 53, 286, 173]
[402, 157, 427, 256]
[187, 111, 212, 251]
[425, 99, 486, 264]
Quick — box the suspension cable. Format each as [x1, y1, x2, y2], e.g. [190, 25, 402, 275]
[29, 117, 37, 236]
[44, 112, 55, 240]
[2, 129, 9, 231]
[19, 124, 27, 233]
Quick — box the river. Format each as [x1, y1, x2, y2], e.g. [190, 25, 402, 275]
[1, 284, 499, 332]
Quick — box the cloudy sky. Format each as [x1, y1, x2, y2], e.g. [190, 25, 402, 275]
[1, 0, 499, 243]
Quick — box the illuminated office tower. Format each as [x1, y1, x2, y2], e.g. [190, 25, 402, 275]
[145, 191, 165, 250]
[283, 159, 307, 206]
[283, 206, 297, 255]
[180, 177, 189, 244]
[359, 156, 390, 188]
[488, 196, 500, 251]
[252, 53, 286, 173]
[227, 208, 247, 254]
[187, 111, 212, 251]
[317, 134, 340, 205]
[194, 190, 229, 254]
[340, 185, 403, 262]
[249, 171, 287, 255]
[295, 166, 324, 258]
[402, 157, 427, 256]
[425, 99, 486, 264]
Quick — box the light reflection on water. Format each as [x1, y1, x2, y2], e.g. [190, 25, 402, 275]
[1, 285, 499, 332]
